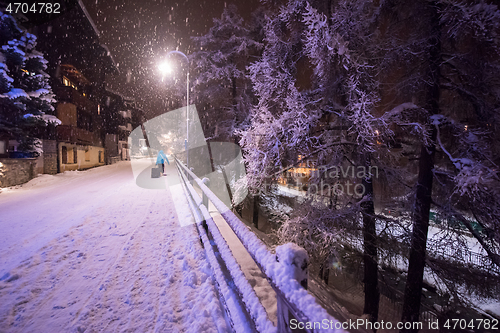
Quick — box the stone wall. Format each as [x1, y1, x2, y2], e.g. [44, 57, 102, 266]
[43, 140, 58, 174]
[0, 158, 37, 188]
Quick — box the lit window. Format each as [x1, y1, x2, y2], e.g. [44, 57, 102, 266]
[21, 68, 35, 76]
[97, 104, 101, 115]
[63, 76, 78, 90]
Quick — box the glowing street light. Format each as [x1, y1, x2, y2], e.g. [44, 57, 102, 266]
[158, 62, 173, 75]
[159, 50, 190, 168]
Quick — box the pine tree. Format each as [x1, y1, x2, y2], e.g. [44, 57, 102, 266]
[0, 11, 57, 153]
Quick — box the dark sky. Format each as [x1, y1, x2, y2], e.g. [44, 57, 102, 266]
[81, 0, 258, 119]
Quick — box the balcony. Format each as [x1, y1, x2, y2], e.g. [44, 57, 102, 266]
[57, 125, 101, 146]
[118, 123, 132, 132]
[54, 86, 97, 114]
[119, 110, 132, 119]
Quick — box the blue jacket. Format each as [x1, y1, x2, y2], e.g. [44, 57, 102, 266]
[156, 150, 169, 165]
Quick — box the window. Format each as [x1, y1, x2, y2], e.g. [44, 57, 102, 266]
[62, 76, 78, 90]
[0, 140, 6, 155]
[73, 147, 77, 164]
[21, 68, 35, 76]
[97, 104, 101, 115]
[85, 149, 90, 161]
[62, 146, 68, 164]
[77, 109, 93, 132]
[99, 151, 103, 163]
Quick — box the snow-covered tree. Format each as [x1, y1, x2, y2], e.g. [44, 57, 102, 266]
[241, 0, 389, 323]
[190, 5, 263, 142]
[301, 0, 392, 323]
[301, 0, 500, 326]
[379, 1, 500, 328]
[0, 11, 57, 152]
[241, 0, 318, 187]
[242, 0, 500, 327]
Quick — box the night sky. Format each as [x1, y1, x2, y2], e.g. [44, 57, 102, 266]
[81, 0, 259, 119]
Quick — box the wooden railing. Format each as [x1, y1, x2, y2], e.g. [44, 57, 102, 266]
[54, 86, 97, 113]
[175, 157, 345, 333]
[56, 125, 100, 146]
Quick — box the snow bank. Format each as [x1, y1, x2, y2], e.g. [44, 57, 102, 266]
[478, 301, 500, 318]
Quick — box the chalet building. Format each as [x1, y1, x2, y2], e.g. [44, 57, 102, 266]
[52, 65, 107, 172]
[26, 1, 118, 173]
[102, 89, 144, 164]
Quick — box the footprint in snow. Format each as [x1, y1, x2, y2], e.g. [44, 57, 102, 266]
[2, 273, 20, 282]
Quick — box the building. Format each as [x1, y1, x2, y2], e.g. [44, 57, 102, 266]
[27, 0, 118, 173]
[102, 89, 144, 164]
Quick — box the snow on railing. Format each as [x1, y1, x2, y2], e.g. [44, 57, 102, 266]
[176, 163, 257, 333]
[175, 157, 346, 333]
[175, 161, 274, 333]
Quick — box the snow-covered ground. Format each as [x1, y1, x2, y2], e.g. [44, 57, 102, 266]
[0, 161, 228, 332]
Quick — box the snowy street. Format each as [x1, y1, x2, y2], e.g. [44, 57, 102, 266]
[0, 161, 228, 332]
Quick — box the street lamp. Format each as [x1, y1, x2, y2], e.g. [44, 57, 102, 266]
[158, 62, 173, 75]
[159, 50, 190, 168]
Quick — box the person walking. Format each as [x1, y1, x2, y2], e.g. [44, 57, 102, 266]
[156, 150, 169, 175]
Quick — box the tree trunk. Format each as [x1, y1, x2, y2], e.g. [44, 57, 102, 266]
[401, 2, 441, 331]
[206, 141, 215, 173]
[252, 195, 259, 229]
[361, 158, 380, 327]
[400, 137, 436, 331]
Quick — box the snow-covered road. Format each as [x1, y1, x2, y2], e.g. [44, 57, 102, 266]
[0, 161, 228, 332]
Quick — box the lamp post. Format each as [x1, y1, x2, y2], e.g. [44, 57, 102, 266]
[160, 50, 190, 168]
